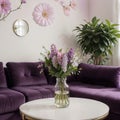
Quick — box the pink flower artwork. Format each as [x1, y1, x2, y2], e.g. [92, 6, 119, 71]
[0, 0, 11, 15]
[63, 6, 70, 16]
[55, 0, 77, 16]
[0, 0, 26, 21]
[21, 0, 26, 4]
[33, 3, 54, 26]
[70, 0, 76, 10]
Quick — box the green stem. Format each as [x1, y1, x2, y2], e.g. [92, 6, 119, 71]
[55, 78, 69, 107]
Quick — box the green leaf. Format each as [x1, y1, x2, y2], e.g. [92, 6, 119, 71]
[105, 19, 111, 27]
[73, 16, 120, 65]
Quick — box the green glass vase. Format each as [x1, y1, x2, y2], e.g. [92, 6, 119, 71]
[54, 77, 69, 108]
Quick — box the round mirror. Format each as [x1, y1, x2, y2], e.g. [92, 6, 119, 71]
[13, 19, 29, 37]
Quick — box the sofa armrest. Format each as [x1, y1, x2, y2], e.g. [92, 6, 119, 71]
[77, 63, 120, 88]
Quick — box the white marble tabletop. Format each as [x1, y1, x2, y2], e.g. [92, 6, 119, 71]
[19, 97, 109, 120]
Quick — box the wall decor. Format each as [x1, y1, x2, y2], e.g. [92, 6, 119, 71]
[13, 19, 29, 37]
[55, 0, 76, 16]
[33, 3, 54, 26]
[0, 0, 26, 21]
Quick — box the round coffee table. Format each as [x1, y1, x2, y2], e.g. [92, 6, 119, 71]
[19, 97, 109, 120]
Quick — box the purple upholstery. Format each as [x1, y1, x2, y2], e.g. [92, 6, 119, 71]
[107, 112, 120, 120]
[70, 83, 120, 115]
[44, 67, 56, 85]
[0, 88, 25, 114]
[0, 61, 120, 119]
[78, 63, 120, 88]
[0, 111, 22, 120]
[6, 62, 48, 86]
[0, 62, 7, 87]
[12, 85, 54, 101]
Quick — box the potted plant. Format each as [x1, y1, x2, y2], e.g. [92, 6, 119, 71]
[73, 17, 120, 65]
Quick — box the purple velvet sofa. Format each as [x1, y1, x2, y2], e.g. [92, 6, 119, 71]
[0, 62, 55, 120]
[0, 62, 25, 120]
[0, 62, 120, 120]
[70, 63, 120, 120]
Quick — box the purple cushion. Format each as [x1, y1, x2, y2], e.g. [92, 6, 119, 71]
[44, 67, 56, 85]
[0, 62, 7, 87]
[70, 84, 120, 115]
[12, 85, 54, 101]
[6, 62, 48, 86]
[78, 63, 120, 88]
[0, 88, 25, 114]
[0, 111, 22, 120]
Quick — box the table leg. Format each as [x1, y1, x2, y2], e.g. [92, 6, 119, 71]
[21, 113, 26, 120]
[21, 113, 36, 120]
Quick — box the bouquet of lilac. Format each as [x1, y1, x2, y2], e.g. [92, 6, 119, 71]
[40, 44, 78, 78]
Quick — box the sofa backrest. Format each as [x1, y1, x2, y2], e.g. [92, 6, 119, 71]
[78, 63, 120, 88]
[0, 62, 7, 87]
[44, 67, 78, 85]
[44, 67, 56, 85]
[6, 62, 48, 87]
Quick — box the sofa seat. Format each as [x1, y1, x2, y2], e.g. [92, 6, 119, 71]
[0, 88, 25, 114]
[12, 85, 54, 101]
[70, 83, 120, 115]
[0, 110, 22, 120]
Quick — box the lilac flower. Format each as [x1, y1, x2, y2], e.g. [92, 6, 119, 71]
[50, 44, 58, 58]
[57, 51, 63, 65]
[62, 54, 68, 72]
[40, 44, 78, 78]
[67, 48, 74, 63]
[21, 0, 26, 4]
[52, 56, 58, 68]
[0, 0, 11, 15]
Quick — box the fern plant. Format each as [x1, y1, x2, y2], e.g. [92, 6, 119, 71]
[74, 17, 120, 65]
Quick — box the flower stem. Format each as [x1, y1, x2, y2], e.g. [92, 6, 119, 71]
[55, 78, 69, 107]
[0, 0, 23, 21]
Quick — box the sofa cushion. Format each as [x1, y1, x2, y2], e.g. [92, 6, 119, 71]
[0, 88, 25, 114]
[70, 84, 120, 115]
[0, 62, 7, 87]
[0, 111, 22, 120]
[78, 63, 120, 88]
[12, 85, 54, 101]
[6, 62, 48, 86]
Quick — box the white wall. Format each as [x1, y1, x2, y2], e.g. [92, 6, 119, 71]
[89, 0, 119, 65]
[89, 0, 114, 21]
[0, 0, 89, 66]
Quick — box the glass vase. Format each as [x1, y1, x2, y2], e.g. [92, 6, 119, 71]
[54, 77, 69, 108]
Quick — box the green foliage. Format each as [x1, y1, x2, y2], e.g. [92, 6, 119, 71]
[74, 16, 120, 65]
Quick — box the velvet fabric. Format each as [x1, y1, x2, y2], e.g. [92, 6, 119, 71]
[78, 63, 120, 88]
[44, 67, 56, 85]
[0, 111, 22, 120]
[12, 85, 54, 101]
[6, 62, 48, 86]
[0, 88, 25, 114]
[0, 62, 7, 87]
[0, 62, 120, 120]
[70, 83, 120, 116]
